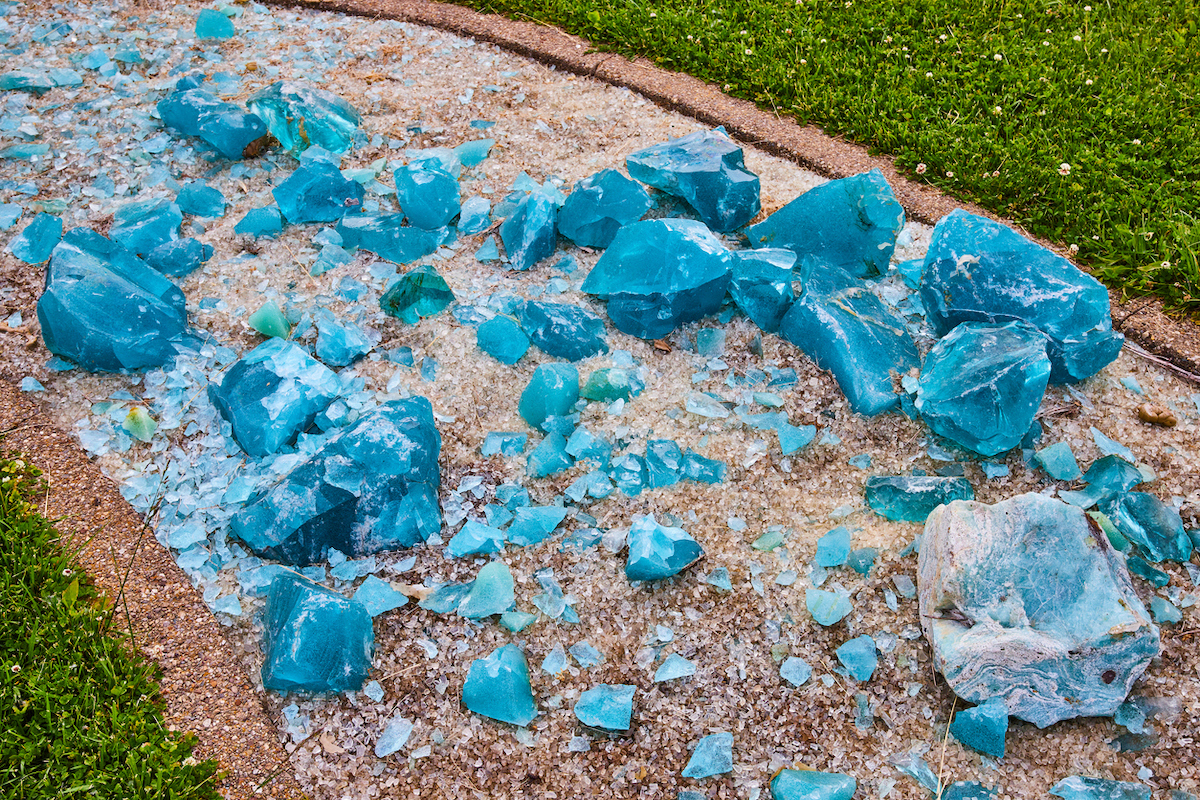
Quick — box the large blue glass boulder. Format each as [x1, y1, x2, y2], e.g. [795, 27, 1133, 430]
[209, 338, 341, 457]
[273, 160, 364, 224]
[581, 218, 731, 339]
[396, 162, 461, 231]
[37, 228, 189, 372]
[626, 129, 760, 232]
[518, 363, 579, 430]
[500, 190, 558, 271]
[558, 169, 652, 248]
[625, 514, 704, 582]
[462, 644, 537, 726]
[915, 321, 1052, 456]
[260, 573, 373, 694]
[337, 213, 442, 264]
[109, 197, 183, 258]
[918, 209, 1123, 383]
[865, 476, 974, 523]
[729, 248, 797, 333]
[1099, 491, 1191, 563]
[746, 170, 904, 278]
[230, 397, 442, 565]
[918, 493, 1160, 727]
[157, 80, 268, 160]
[518, 300, 608, 361]
[247, 81, 361, 155]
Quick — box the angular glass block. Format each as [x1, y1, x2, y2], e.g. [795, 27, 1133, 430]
[558, 168, 652, 248]
[462, 644, 537, 726]
[779, 656, 812, 687]
[476, 316, 529, 364]
[574, 684, 635, 731]
[682, 449, 726, 484]
[248, 300, 290, 338]
[518, 300, 608, 361]
[654, 653, 696, 682]
[274, 160, 364, 224]
[10, 212, 62, 264]
[625, 514, 703, 581]
[806, 588, 852, 626]
[1035, 441, 1082, 481]
[157, 82, 267, 160]
[396, 162, 461, 230]
[446, 520, 507, 558]
[374, 716, 414, 757]
[176, 181, 227, 218]
[195, 8, 235, 39]
[1050, 777, 1150, 800]
[518, 363, 579, 430]
[235, 206, 285, 238]
[353, 574, 408, 616]
[454, 138, 494, 167]
[728, 247, 796, 333]
[680, 731, 733, 779]
[527, 433, 573, 478]
[948, 697, 1008, 758]
[815, 526, 851, 567]
[247, 81, 361, 155]
[337, 213, 443, 264]
[836, 635, 877, 681]
[581, 368, 642, 402]
[645, 439, 683, 489]
[507, 506, 568, 547]
[457, 561, 515, 618]
[1100, 491, 1191, 563]
[500, 190, 558, 271]
[481, 431, 527, 457]
[865, 476, 974, 523]
[458, 196, 491, 234]
[379, 264, 455, 324]
[110, 197, 183, 258]
[144, 238, 213, 278]
[772, 770, 857, 800]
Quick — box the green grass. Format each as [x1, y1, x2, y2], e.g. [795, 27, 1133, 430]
[455, 0, 1200, 314]
[0, 455, 220, 799]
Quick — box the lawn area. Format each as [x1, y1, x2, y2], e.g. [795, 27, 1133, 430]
[0, 455, 220, 799]
[455, 0, 1200, 314]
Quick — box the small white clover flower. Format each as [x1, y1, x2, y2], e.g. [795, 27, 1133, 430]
[1058, 163, 1071, 175]
[1132, 138, 1142, 145]
[993, 106, 1002, 114]
[916, 163, 927, 174]
[745, 49, 753, 55]
[946, 170, 955, 177]
[1161, 260, 1171, 268]
[1085, 79, 1093, 85]
[1084, 5, 1092, 10]
[1073, 34, 1082, 41]
[649, 11, 656, 17]
[925, 72, 933, 78]
[800, 59, 807, 64]
[10, 664, 19, 674]
[993, 53, 1003, 61]
[1043, 41, 1051, 46]
[62, 568, 73, 577]
[939, 33, 948, 41]
[1069, 244, 1080, 254]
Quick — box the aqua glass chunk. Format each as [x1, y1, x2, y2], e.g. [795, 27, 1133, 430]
[459, 196, 491, 234]
[419, 582, 471, 614]
[0, 143, 51, 161]
[195, 8, 235, 39]
[474, 236, 500, 262]
[507, 506, 568, 547]
[235, 206, 284, 237]
[463, 644, 537, 726]
[865, 476, 974, 523]
[626, 515, 704, 581]
[645, 439, 684, 488]
[919, 209, 1123, 383]
[1036, 441, 1082, 481]
[706, 567, 732, 592]
[627, 129, 759, 232]
[176, 181, 227, 218]
[1083, 455, 1143, 499]
[779, 656, 812, 687]
[379, 264, 455, 323]
[541, 644, 568, 675]
[274, 161, 364, 224]
[1126, 554, 1170, 587]
[1100, 492, 1191, 562]
[581, 368, 642, 402]
[695, 328, 725, 357]
[682, 450, 726, 484]
[888, 753, 941, 794]
[396, 162, 461, 230]
[457, 561, 515, 618]
[37, 228, 189, 372]
[122, 407, 157, 442]
[518, 300, 608, 361]
[144, 238, 212, 278]
[446, 521, 507, 558]
[815, 526, 852, 567]
[942, 782, 997, 800]
[500, 610, 537, 632]
[777, 423, 816, 455]
[565, 427, 612, 466]
[353, 574, 408, 616]
[1091, 427, 1136, 461]
[729, 248, 797, 333]
[157, 82, 267, 160]
[654, 653, 697, 682]
[570, 641, 604, 668]
[770, 769, 856, 800]
[10, 212, 62, 264]
[518, 363, 579, 430]
[1050, 777, 1150, 800]
[610, 453, 648, 496]
[481, 431, 527, 456]
[681, 731, 734, 779]
[527, 433, 574, 478]
[110, 197, 183, 258]
[806, 588, 852, 626]
[261, 573, 373, 694]
[582, 218, 731, 339]
[0, 70, 55, 94]
[476, 316, 529, 364]
[0, 204, 22, 230]
[230, 398, 442, 565]
[454, 138, 494, 167]
[336, 213, 442, 264]
[948, 697, 1008, 758]
[247, 81, 361, 155]
[574, 684, 635, 731]
[747, 170, 903, 278]
[836, 635, 877, 681]
[1149, 596, 1182, 624]
[248, 300, 291, 338]
[500, 190, 558, 271]
[919, 493, 1160, 727]
[558, 168, 653, 248]
[314, 313, 371, 366]
[847, 547, 878, 575]
[374, 716, 414, 757]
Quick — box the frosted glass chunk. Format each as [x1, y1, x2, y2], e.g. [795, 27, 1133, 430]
[806, 588, 852, 626]
[1035, 441, 1082, 481]
[396, 162, 461, 230]
[948, 697, 1008, 758]
[1100, 492, 1191, 563]
[654, 653, 696, 682]
[574, 684, 635, 731]
[195, 8, 235, 39]
[558, 168, 652, 248]
[11, 212, 63, 264]
[379, 264, 455, 324]
[462, 644, 537, 726]
[353, 575, 408, 616]
[247, 81, 361, 155]
[274, 160, 364, 224]
[770, 769, 857, 800]
[476, 316, 529, 364]
[681, 731, 733, 779]
[500, 190, 558, 271]
[1050, 777, 1150, 800]
[518, 363, 579, 430]
[835, 635, 877, 681]
[337, 213, 442, 264]
[456, 561, 515, 618]
[865, 476, 975, 523]
[729, 247, 797, 333]
[110, 197, 182, 258]
[625, 514, 704, 581]
[176, 181, 227, 217]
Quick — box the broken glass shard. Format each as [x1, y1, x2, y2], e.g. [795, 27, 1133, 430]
[10, 212, 62, 264]
[518, 300, 608, 361]
[780, 656, 812, 687]
[682, 450, 726, 483]
[1036, 441, 1083, 481]
[770, 769, 857, 800]
[865, 476, 974, 523]
[806, 588, 852, 626]
[462, 644, 537, 727]
[527, 433, 574, 478]
[1100, 492, 1191, 563]
[942, 782, 997, 800]
[728, 247, 797, 333]
[458, 196, 491, 234]
[501, 610, 537, 632]
[815, 526, 852, 567]
[570, 641, 604, 668]
[1091, 426, 1136, 462]
[157, 81, 267, 160]
[1149, 596, 1182, 625]
[681, 731, 734, 779]
[337, 213, 441, 264]
[476, 316, 529, 364]
[176, 181, 227, 218]
[507, 506, 568, 547]
[481, 431, 527, 457]
[454, 138, 494, 167]
[948, 697, 1008, 758]
[1050, 777, 1150, 800]
[274, 160, 364, 224]
[353, 574, 408, 616]
[195, 8, 235, 39]
[374, 716, 414, 757]
[654, 653, 696, 682]
[500, 190, 558, 271]
[110, 197, 183, 258]
[519, 363, 579, 430]
[248, 300, 290, 338]
[247, 81, 361, 155]
[419, 582, 470, 614]
[625, 515, 704, 581]
[836, 635, 878, 681]
[396, 162, 461, 230]
[235, 206, 284, 237]
[574, 684, 635, 732]
[379, 264, 455, 324]
[314, 313, 371, 366]
[558, 168, 653, 248]
[122, 407, 156, 442]
[457, 561, 515, 618]
[645, 439, 684, 489]
[446, 520, 507, 558]
[144, 238, 213, 278]
[582, 368, 641, 402]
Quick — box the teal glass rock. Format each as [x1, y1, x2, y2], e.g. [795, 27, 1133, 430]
[746, 169, 904, 278]
[1084, 455, 1144, 497]
[518, 301, 608, 361]
[110, 197, 183, 258]
[459, 196, 491, 234]
[157, 83, 267, 160]
[11, 213, 63, 264]
[779, 656, 812, 687]
[396, 162, 461, 230]
[0, 70, 55, 94]
[558, 168, 652, 248]
[481, 431, 527, 457]
[815, 526, 852, 567]
[518, 363, 579, 430]
[37, 228, 189, 372]
[625, 515, 704, 581]
[919, 493, 1160, 727]
[261, 573, 373, 694]
[500, 190, 558, 271]
[865, 476, 974, 523]
[195, 8, 235, 39]
[209, 338, 339, 457]
[374, 716, 414, 757]
[500, 610, 537, 632]
[315, 312, 371, 366]
[942, 782, 997, 800]
[462, 644, 537, 726]
[176, 181, 226, 218]
[581, 218, 731, 340]
[646, 439, 684, 489]
[770, 769, 856, 800]
[352, 575, 408, 616]
[654, 653, 697, 682]
[779, 279, 918, 416]
[1100, 492, 1191, 563]
[582, 368, 642, 402]
[681, 731, 734, 779]
[1126, 554, 1170, 587]
[454, 138, 494, 167]
[949, 697, 1008, 758]
[919, 209, 1123, 383]
[682, 450, 726, 483]
[1050, 777, 1150, 800]
[507, 506, 568, 547]
[457, 561, 515, 618]
[527, 433, 574, 478]
[446, 521, 507, 558]
[337, 213, 443, 264]
[419, 582, 471, 614]
[626, 129, 759, 232]
[574, 684, 635, 731]
[729, 248, 797, 333]
[916, 321, 1052, 456]
[836, 635, 878, 681]
[230, 397, 442, 565]
[274, 160, 364, 223]
[570, 641, 604, 668]
[248, 300, 290, 338]
[1036, 441, 1083, 481]
[847, 547, 878, 575]
[247, 81, 361, 155]
[477, 316, 529, 364]
[235, 206, 284, 237]
[806, 588, 852, 626]
[144, 238, 212, 278]
[379, 264, 455, 324]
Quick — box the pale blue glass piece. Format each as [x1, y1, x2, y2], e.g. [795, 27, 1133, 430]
[844, 548, 876, 576]
[541, 643, 568, 675]
[0, 143, 50, 161]
[706, 567, 732, 592]
[507, 506, 568, 547]
[682, 450, 726, 483]
[948, 697, 1008, 758]
[1126, 554, 1170, 587]
[248, 300, 290, 338]
[476, 316, 529, 364]
[1100, 492, 1191, 562]
[919, 209, 1123, 383]
[752, 529, 786, 552]
[558, 168, 652, 248]
[419, 582, 471, 613]
[1149, 596, 1182, 624]
[747, 169, 903, 278]
[779, 656, 812, 687]
[646, 439, 684, 488]
[176, 181, 226, 218]
[457, 561, 515, 618]
[501, 610, 538, 632]
[315, 315, 371, 367]
[458, 196, 491, 234]
[627, 129, 759, 232]
[336, 213, 442, 264]
[374, 716, 414, 757]
[611, 454, 650, 493]
[379, 264, 455, 323]
[122, 407, 157, 442]
[0, 204, 22, 230]
[942, 782, 997, 800]
[110, 197, 183, 258]
[625, 515, 704, 581]
[527, 433, 574, 478]
[274, 161, 364, 224]
[474, 236, 500, 262]
[144, 238, 212, 278]
[582, 368, 641, 402]
[454, 138, 494, 167]
[848, 453, 873, 471]
[37, 228, 189, 372]
[497, 484, 530, 509]
[195, 8, 235, 39]
[462, 644, 537, 726]
[1091, 427, 1136, 462]
[1050, 777, 1150, 800]
[396, 162, 460, 230]
[836, 635, 877, 681]
[1083, 455, 1143, 498]
[408, 147, 461, 178]
[446, 520, 507, 558]
[565, 427, 612, 466]
[247, 81, 361, 155]
[695, 328, 725, 357]
[1036, 441, 1082, 480]
[770, 769, 856, 800]
[728, 247, 796, 333]
[777, 423, 816, 455]
[0, 70, 54, 94]
[681, 731, 733, 779]
[806, 588, 852, 626]
[261, 573, 373, 694]
[353, 574, 408, 616]
[481, 432, 527, 457]
[19, 377, 44, 393]
[569, 641, 604, 668]
[500, 191, 558, 271]
[574, 684, 635, 731]
[895, 257, 924, 289]
[889, 753, 941, 794]
[235, 206, 284, 237]
[654, 653, 696, 682]
[815, 526, 852, 567]
[865, 476, 974, 523]
[582, 218, 731, 340]
[518, 363, 579, 430]
[310, 243, 353, 276]
[519, 300, 608, 361]
[686, 392, 729, 418]
[916, 321, 1051, 456]
[10, 212, 62, 264]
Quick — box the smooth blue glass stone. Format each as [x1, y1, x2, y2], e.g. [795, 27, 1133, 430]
[626, 129, 759, 232]
[379, 264, 455, 324]
[274, 160, 364, 224]
[518, 300, 608, 361]
[518, 363, 579, 430]
[574, 684, 635, 731]
[645, 439, 683, 489]
[558, 168, 652, 248]
[865, 476, 974, 523]
[454, 138, 494, 167]
[476, 315, 529, 364]
[779, 656, 812, 687]
[729, 247, 796, 333]
[195, 8, 235, 39]
[625, 515, 703, 581]
[396, 163, 460, 230]
[463, 644, 537, 727]
[527, 433, 574, 478]
[949, 697, 1009, 758]
[1036, 441, 1082, 481]
[836, 635, 877, 681]
[176, 181, 226, 217]
[481, 431, 527, 457]
[458, 196, 492, 234]
[919, 209, 1123, 383]
[353, 574, 408, 616]
[230, 397, 442, 565]
[500, 190, 558, 271]
[337, 213, 443, 264]
[144, 238, 212, 278]
[457, 561, 515, 619]
[747, 169, 903, 278]
[682, 450, 726, 484]
[1100, 491, 1191, 563]
[209, 338, 339, 456]
[261, 573, 373, 694]
[581, 368, 641, 402]
[247, 81, 361, 155]
[507, 506, 568, 547]
[37, 228, 189, 372]
[806, 588, 852, 626]
[581, 218, 731, 340]
[681, 731, 733, 779]
[654, 653, 696, 682]
[1050, 777, 1150, 800]
[10, 212, 62, 264]
[110, 197, 182, 258]
[770, 769, 856, 800]
[815, 526, 852, 567]
[235, 206, 284, 237]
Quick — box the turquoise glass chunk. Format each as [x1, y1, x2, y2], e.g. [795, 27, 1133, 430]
[462, 644, 537, 727]
[770, 769, 856, 800]
[507, 506, 568, 547]
[919, 209, 1123, 383]
[915, 321, 1051, 456]
[565, 427, 612, 466]
[558, 168, 652, 248]
[396, 162, 460, 230]
[274, 160, 364, 224]
[500, 610, 537, 632]
[336, 213, 442, 264]
[248, 300, 290, 338]
[195, 8, 235, 39]
[110, 197, 183, 258]
[144, 237, 212, 280]
[419, 582, 471, 614]
[581, 218, 731, 340]
[1100, 491, 1191, 562]
[729, 247, 797, 333]
[942, 782, 997, 800]
[681, 731, 733, 779]
[581, 368, 642, 402]
[176, 181, 226, 217]
[1091, 426, 1136, 461]
[235, 206, 284, 237]
[570, 641, 604, 668]
[806, 588, 852, 626]
[889, 753, 941, 794]
[1050, 777, 1150, 800]
[611, 453, 650, 494]
[481, 431, 527, 456]
[948, 697, 1008, 758]
[157, 81, 267, 160]
[527, 433, 574, 478]
[500, 190, 558, 271]
[865, 476, 974, 523]
[10, 212, 62, 264]
[1036, 441, 1083, 481]
[353, 574, 408, 616]
[625, 515, 704, 581]
[746, 169, 903, 278]
[247, 81, 361, 155]
[518, 363, 579, 430]
[457, 561, 515, 618]
[476, 316, 529, 364]
[626, 129, 759, 232]
[836, 635, 877, 681]
[458, 196, 491, 234]
[314, 312, 371, 366]
[779, 656, 813, 688]
[1126, 554, 1170, 587]
[1083, 455, 1143, 498]
[0, 70, 55, 94]
[519, 301, 608, 361]
[446, 521, 507, 558]
[682, 450, 726, 483]
[1150, 596, 1182, 624]
[574, 684, 635, 731]
[654, 653, 696, 682]
[0, 143, 50, 160]
[209, 338, 339, 457]
[815, 526, 851, 567]
[261, 573, 373, 694]
[646, 439, 684, 488]
[454, 138, 494, 167]
[379, 264, 455, 323]
[706, 568, 733, 592]
[847, 547, 878, 575]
